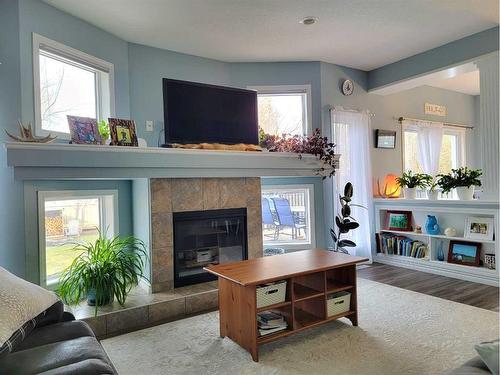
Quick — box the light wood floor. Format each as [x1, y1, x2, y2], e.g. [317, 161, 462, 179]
[357, 263, 499, 312]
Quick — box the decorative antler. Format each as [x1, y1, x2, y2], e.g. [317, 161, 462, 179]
[5, 120, 57, 143]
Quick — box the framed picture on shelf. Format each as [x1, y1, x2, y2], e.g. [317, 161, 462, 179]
[464, 216, 494, 241]
[447, 240, 481, 267]
[67, 116, 102, 145]
[385, 210, 412, 231]
[109, 118, 138, 146]
[375, 129, 396, 149]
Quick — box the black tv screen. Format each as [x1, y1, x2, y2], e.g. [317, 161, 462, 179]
[163, 79, 258, 145]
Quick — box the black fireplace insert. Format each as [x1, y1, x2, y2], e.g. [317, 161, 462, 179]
[173, 208, 248, 287]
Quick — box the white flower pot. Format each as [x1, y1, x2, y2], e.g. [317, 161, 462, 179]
[403, 187, 417, 199]
[456, 186, 475, 200]
[428, 190, 439, 200]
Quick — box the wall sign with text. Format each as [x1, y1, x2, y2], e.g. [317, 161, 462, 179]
[424, 103, 447, 117]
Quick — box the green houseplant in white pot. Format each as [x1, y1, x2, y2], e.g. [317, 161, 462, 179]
[57, 230, 148, 316]
[437, 167, 482, 200]
[427, 180, 440, 200]
[396, 171, 432, 199]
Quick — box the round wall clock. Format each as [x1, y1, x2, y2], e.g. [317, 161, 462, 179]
[341, 79, 354, 96]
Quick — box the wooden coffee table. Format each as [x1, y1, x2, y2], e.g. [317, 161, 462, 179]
[205, 249, 368, 361]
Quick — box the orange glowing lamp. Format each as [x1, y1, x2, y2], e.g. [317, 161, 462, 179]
[377, 174, 401, 198]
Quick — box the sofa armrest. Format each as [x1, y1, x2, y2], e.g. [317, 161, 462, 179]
[35, 301, 65, 328]
[62, 311, 75, 321]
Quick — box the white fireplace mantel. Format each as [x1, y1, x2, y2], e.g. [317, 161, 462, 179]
[5, 143, 336, 180]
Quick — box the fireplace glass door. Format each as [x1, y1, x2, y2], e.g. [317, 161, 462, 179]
[173, 208, 247, 287]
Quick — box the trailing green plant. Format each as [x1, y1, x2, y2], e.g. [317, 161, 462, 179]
[57, 230, 148, 316]
[258, 127, 337, 178]
[330, 182, 365, 254]
[436, 167, 482, 193]
[98, 120, 110, 140]
[396, 171, 432, 189]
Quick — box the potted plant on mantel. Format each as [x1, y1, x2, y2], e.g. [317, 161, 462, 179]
[57, 230, 148, 316]
[396, 171, 432, 199]
[437, 167, 482, 200]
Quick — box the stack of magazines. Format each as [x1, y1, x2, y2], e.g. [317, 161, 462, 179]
[257, 311, 288, 336]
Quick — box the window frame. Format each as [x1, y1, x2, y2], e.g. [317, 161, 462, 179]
[248, 84, 312, 136]
[37, 189, 119, 289]
[261, 184, 316, 251]
[401, 123, 467, 173]
[32, 33, 115, 139]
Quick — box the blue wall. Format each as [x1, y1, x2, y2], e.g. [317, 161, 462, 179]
[0, 1, 24, 276]
[368, 27, 499, 90]
[0, 0, 496, 278]
[128, 43, 231, 146]
[18, 0, 130, 124]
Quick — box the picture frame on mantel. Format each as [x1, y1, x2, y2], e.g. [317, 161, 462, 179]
[109, 118, 139, 147]
[67, 115, 102, 145]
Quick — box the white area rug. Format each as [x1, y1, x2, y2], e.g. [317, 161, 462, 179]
[102, 279, 498, 375]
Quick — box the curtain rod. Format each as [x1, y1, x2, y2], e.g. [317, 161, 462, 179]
[397, 116, 474, 129]
[329, 106, 375, 116]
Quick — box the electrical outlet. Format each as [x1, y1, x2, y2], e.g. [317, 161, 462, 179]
[145, 120, 154, 132]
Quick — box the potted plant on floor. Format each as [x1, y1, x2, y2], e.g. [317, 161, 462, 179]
[396, 171, 432, 199]
[437, 167, 482, 200]
[57, 231, 148, 316]
[330, 182, 365, 254]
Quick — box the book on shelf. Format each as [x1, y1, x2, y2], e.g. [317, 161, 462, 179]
[257, 311, 288, 336]
[377, 232, 429, 259]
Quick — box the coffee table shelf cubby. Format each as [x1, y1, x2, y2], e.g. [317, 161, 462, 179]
[206, 250, 367, 361]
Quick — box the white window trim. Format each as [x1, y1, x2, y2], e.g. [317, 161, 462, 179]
[247, 84, 313, 135]
[32, 33, 115, 139]
[402, 123, 467, 172]
[262, 184, 316, 251]
[37, 189, 119, 288]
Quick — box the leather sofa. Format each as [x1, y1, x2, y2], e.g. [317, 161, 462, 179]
[0, 303, 117, 375]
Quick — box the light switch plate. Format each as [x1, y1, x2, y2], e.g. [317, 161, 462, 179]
[145, 120, 154, 132]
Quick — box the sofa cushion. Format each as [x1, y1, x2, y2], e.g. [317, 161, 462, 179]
[0, 335, 116, 375]
[0, 267, 58, 349]
[475, 339, 499, 375]
[13, 320, 94, 352]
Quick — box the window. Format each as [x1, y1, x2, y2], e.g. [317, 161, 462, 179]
[261, 185, 315, 250]
[33, 33, 114, 138]
[249, 85, 311, 136]
[403, 125, 466, 174]
[38, 190, 118, 287]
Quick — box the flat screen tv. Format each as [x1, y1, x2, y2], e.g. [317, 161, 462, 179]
[163, 79, 258, 145]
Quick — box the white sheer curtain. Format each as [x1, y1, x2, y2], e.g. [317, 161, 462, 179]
[403, 119, 444, 175]
[332, 109, 373, 261]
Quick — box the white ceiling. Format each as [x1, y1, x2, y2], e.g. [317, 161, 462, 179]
[43, 0, 499, 70]
[428, 70, 480, 95]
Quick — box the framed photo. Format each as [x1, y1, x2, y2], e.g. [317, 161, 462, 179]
[447, 240, 481, 267]
[67, 116, 102, 145]
[386, 210, 412, 231]
[464, 216, 494, 241]
[375, 129, 396, 149]
[109, 118, 138, 146]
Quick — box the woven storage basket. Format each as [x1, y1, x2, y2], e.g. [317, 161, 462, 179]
[256, 280, 287, 308]
[327, 291, 351, 317]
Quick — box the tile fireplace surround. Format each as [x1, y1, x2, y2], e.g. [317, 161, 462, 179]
[150, 177, 263, 293]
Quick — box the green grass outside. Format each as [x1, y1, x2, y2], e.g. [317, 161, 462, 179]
[46, 233, 98, 278]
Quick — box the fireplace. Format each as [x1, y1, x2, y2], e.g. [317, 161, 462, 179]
[173, 208, 248, 287]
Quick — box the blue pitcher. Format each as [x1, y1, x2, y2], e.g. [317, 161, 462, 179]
[425, 215, 440, 235]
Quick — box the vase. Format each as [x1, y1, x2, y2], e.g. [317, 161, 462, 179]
[456, 186, 475, 200]
[87, 287, 113, 306]
[403, 187, 416, 199]
[428, 190, 439, 200]
[425, 215, 440, 235]
[437, 242, 445, 261]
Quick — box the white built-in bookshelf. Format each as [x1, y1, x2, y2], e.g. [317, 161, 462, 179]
[373, 198, 499, 286]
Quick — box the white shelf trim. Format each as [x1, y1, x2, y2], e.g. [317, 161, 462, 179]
[379, 229, 496, 244]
